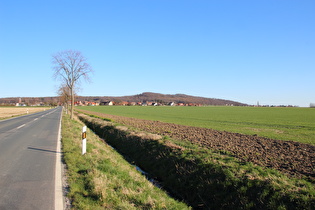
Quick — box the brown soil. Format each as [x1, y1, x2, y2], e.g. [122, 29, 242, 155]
[80, 110, 315, 181]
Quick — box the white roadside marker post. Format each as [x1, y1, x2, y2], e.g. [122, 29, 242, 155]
[82, 126, 87, 155]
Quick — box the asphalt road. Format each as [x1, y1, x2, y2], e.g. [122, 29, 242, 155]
[0, 107, 63, 210]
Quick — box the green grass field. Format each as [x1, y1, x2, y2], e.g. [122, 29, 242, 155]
[76, 106, 315, 145]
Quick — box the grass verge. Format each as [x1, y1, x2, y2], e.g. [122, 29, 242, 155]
[77, 112, 315, 209]
[61, 113, 190, 209]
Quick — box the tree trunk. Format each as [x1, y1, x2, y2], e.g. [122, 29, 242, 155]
[70, 88, 74, 119]
[65, 103, 68, 114]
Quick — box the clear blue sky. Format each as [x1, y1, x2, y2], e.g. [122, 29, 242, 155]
[0, 0, 314, 107]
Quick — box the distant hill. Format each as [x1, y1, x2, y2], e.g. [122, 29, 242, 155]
[77, 92, 247, 106]
[0, 92, 247, 106]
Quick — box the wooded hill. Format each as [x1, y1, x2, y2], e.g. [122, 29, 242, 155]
[0, 92, 247, 106]
[78, 92, 247, 106]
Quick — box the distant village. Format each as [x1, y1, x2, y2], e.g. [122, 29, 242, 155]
[74, 100, 299, 107]
[0, 96, 304, 108]
[74, 101, 204, 107]
[13, 98, 55, 107]
[2, 98, 204, 107]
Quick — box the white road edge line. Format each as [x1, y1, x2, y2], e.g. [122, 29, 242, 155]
[55, 108, 64, 210]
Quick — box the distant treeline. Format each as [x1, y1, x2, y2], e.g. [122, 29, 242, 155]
[0, 92, 247, 106]
[77, 92, 247, 106]
[0, 97, 59, 106]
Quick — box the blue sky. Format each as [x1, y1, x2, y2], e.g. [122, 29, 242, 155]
[0, 0, 314, 107]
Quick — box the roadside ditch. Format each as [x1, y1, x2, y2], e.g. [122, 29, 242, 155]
[62, 113, 189, 209]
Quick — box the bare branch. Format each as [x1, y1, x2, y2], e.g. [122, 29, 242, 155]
[52, 50, 93, 119]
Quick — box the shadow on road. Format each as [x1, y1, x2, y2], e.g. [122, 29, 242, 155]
[27, 146, 62, 154]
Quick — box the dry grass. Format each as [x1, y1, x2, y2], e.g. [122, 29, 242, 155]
[0, 107, 49, 119]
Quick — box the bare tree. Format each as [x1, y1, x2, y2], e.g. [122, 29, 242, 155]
[52, 50, 92, 119]
[57, 83, 71, 114]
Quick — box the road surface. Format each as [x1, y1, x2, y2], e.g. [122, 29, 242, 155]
[0, 107, 63, 210]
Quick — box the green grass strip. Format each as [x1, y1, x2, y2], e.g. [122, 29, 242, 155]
[61, 113, 190, 209]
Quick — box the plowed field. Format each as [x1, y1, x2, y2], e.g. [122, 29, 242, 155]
[79, 109, 315, 181]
